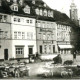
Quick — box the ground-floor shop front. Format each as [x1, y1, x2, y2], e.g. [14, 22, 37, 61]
[37, 40, 57, 54]
[57, 44, 74, 54]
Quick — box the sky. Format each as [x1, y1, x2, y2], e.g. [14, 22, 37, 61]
[43, 0, 80, 19]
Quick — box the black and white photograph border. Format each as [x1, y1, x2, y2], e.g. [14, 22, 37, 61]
[0, 0, 80, 79]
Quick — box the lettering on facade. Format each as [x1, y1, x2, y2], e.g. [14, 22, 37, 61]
[43, 40, 53, 44]
[40, 28, 52, 32]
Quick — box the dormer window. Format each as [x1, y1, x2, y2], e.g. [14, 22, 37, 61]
[35, 8, 39, 15]
[10, 3, 18, 11]
[44, 3, 47, 7]
[13, 5, 18, 11]
[43, 9, 47, 16]
[50, 11, 53, 17]
[40, 9, 43, 16]
[23, 5, 30, 14]
[48, 10, 51, 17]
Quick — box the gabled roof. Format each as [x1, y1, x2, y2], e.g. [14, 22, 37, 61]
[0, 0, 77, 27]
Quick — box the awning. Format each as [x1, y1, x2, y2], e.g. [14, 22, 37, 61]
[58, 45, 74, 49]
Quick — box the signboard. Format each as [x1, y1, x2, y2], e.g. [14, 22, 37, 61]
[40, 28, 52, 32]
[43, 40, 53, 44]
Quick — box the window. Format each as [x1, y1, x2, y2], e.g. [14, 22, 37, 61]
[40, 9, 43, 16]
[3, 15, 7, 22]
[18, 18, 20, 22]
[44, 45, 47, 53]
[30, 20, 32, 23]
[50, 11, 53, 17]
[13, 6, 18, 11]
[49, 45, 51, 52]
[37, 21, 40, 27]
[0, 15, 2, 22]
[42, 22, 45, 28]
[18, 32, 21, 39]
[14, 32, 17, 39]
[38, 33, 42, 39]
[48, 10, 51, 17]
[35, 8, 39, 15]
[43, 9, 47, 16]
[14, 18, 17, 22]
[16, 46, 24, 55]
[4, 31, 8, 39]
[43, 33, 46, 40]
[23, 5, 30, 14]
[22, 32, 25, 39]
[27, 32, 33, 39]
[26, 20, 29, 23]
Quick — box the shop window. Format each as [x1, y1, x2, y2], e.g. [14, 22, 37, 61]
[50, 11, 53, 17]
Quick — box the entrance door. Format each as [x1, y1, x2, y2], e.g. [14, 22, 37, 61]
[4, 49, 8, 60]
[53, 45, 55, 53]
[29, 47, 33, 55]
[40, 45, 42, 54]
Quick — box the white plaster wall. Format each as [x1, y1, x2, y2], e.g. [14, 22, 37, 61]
[12, 40, 36, 58]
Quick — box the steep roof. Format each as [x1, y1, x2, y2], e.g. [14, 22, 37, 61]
[0, 0, 76, 27]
